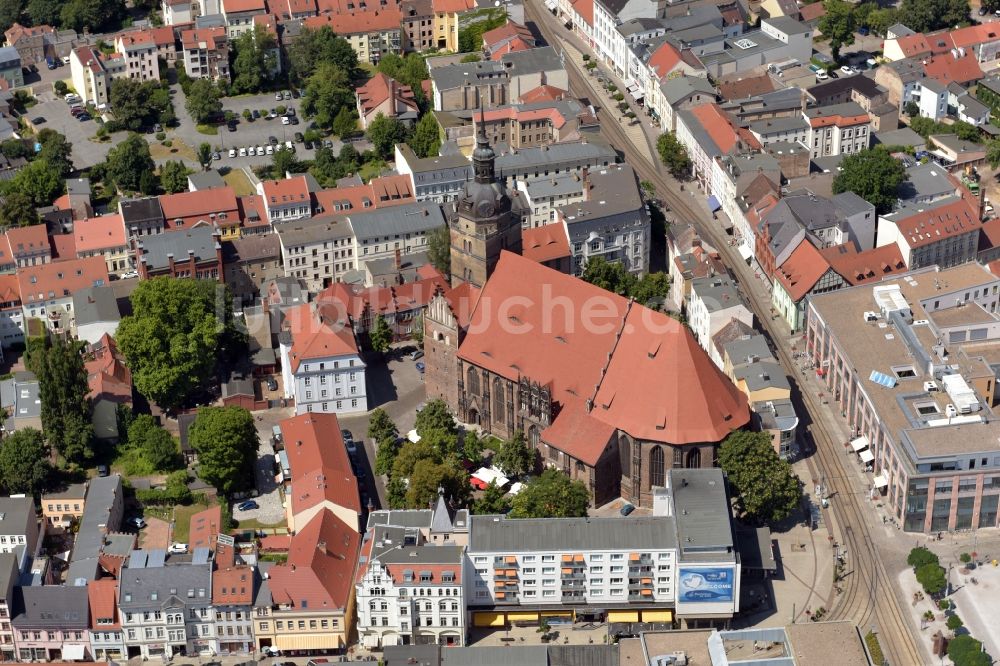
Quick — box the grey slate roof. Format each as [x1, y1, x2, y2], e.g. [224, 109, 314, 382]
[276, 213, 352, 247]
[119, 196, 164, 227]
[499, 46, 564, 76]
[660, 75, 716, 106]
[724, 333, 774, 366]
[119, 561, 213, 611]
[897, 162, 955, 202]
[72, 285, 120, 327]
[752, 397, 798, 433]
[748, 116, 808, 135]
[807, 72, 884, 101]
[733, 360, 791, 392]
[348, 201, 446, 241]
[494, 140, 616, 175]
[187, 170, 226, 191]
[560, 164, 643, 223]
[521, 172, 585, 199]
[12, 586, 89, 629]
[137, 226, 219, 270]
[764, 16, 810, 34]
[830, 191, 873, 217]
[875, 126, 925, 148]
[367, 509, 434, 530]
[468, 515, 678, 552]
[377, 544, 464, 565]
[430, 60, 505, 91]
[0, 553, 16, 596]
[691, 276, 744, 313]
[0, 497, 33, 536]
[68, 474, 123, 584]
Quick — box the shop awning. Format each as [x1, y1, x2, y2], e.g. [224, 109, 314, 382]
[276, 634, 339, 650]
[507, 612, 539, 622]
[873, 473, 889, 488]
[473, 612, 505, 627]
[850, 436, 870, 452]
[544, 0, 557, 8]
[708, 195, 722, 212]
[608, 611, 640, 622]
[860, 449, 875, 463]
[738, 243, 753, 261]
[642, 610, 673, 622]
[63, 645, 85, 661]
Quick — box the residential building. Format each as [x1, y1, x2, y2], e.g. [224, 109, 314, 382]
[276, 213, 355, 293]
[557, 163, 649, 276]
[697, 18, 812, 78]
[158, 187, 239, 230]
[257, 176, 313, 224]
[318, 267, 448, 337]
[17, 256, 109, 334]
[65, 474, 124, 585]
[806, 74, 896, 130]
[0, 275, 23, 348]
[676, 102, 761, 192]
[431, 0, 473, 52]
[181, 27, 230, 81]
[520, 223, 572, 273]
[0, 553, 16, 660]
[752, 398, 799, 459]
[425, 251, 749, 508]
[356, 73, 420, 129]
[352, 201, 447, 266]
[927, 133, 988, 171]
[687, 275, 754, 355]
[1, 372, 41, 434]
[135, 227, 224, 281]
[804, 102, 871, 158]
[711, 153, 781, 262]
[4, 23, 60, 65]
[88, 578, 126, 661]
[876, 197, 982, 269]
[465, 468, 739, 628]
[163, 0, 195, 25]
[73, 214, 129, 274]
[400, 0, 435, 52]
[73, 286, 121, 346]
[482, 20, 536, 59]
[69, 46, 127, 107]
[119, 197, 166, 239]
[303, 10, 402, 64]
[515, 172, 586, 228]
[915, 77, 949, 120]
[222, 0, 267, 38]
[255, 509, 360, 653]
[771, 239, 846, 333]
[0, 47, 22, 88]
[278, 302, 368, 415]
[0, 496, 37, 555]
[221, 234, 282, 306]
[7, 224, 51, 268]
[119, 556, 216, 658]
[41, 483, 87, 529]
[804, 263, 1000, 532]
[115, 32, 160, 82]
[212, 544, 256, 655]
[494, 139, 617, 185]
[12, 586, 90, 661]
[84, 334, 133, 442]
[394, 144, 472, 203]
[356, 495, 468, 649]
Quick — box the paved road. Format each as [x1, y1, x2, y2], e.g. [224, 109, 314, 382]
[524, 0, 923, 662]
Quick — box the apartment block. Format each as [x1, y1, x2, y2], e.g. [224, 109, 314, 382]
[804, 102, 872, 159]
[181, 27, 230, 81]
[0, 496, 38, 555]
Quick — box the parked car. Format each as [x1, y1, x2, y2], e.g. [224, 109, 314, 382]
[154, 123, 163, 132]
[227, 122, 237, 132]
[252, 109, 261, 119]
[304, 140, 313, 149]
[281, 116, 290, 125]
[283, 91, 292, 100]
[229, 148, 236, 157]
[291, 89, 300, 99]
[239, 147, 247, 156]
[857, 26, 870, 35]
[168, 542, 189, 554]
[815, 71, 829, 80]
[289, 116, 299, 125]
[294, 132, 304, 143]
[285, 140, 294, 150]
[275, 91, 284, 101]
[97, 464, 109, 477]
[410, 349, 424, 361]
[620, 503, 636, 516]
[266, 144, 274, 155]
[268, 135, 278, 145]
[266, 377, 278, 391]
[237, 500, 259, 511]
[416, 361, 425, 373]
[77, 113, 91, 121]
[130, 517, 146, 529]
[121, 270, 139, 279]
[840, 65, 856, 75]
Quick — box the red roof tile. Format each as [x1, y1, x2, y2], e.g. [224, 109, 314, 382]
[819, 243, 907, 285]
[50, 233, 77, 261]
[267, 509, 360, 611]
[951, 23, 1000, 47]
[0, 274, 21, 306]
[317, 269, 447, 321]
[85, 334, 132, 403]
[261, 176, 311, 206]
[774, 239, 832, 301]
[432, 0, 474, 12]
[283, 302, 360, 371]
[571, 0, 593, 26]
[87, 579, 120, 630]
[648, 41, 682, 78]
[212, 566, 254, 605]
[690, 103, 741, 154]
[482, 20, 533, 50]
[189, 505, 223, 550]
[443, 282, 480, 328]
[182, 26, 227, 49]
[74, 214, 126, 254]
[891, 198, 982, 249]
[517, 84, 567, 104]
[17, 256, 109, 306]
[304, 8, 403, 34]
[281, 413, 360, 518]
[521, 224, 570, 264]
[894, 33, 936, 57]
[223, 0, 266, 12]
[7, 224, 50, 257]
[797, 2, 825, 21]
[356, 72, 419, 117]
[541, 400, 615, 465]
[384, 562, 461, 585]
[923, 51, 984, 85]
[159, 187, 238, 227]
[717, 74, 772, 101]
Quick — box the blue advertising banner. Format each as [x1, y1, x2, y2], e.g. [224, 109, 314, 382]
[678, 567, 734, 603]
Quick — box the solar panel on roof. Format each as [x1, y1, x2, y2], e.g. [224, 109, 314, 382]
[192, 547, 211, 565]
[869, 370, 897, 388]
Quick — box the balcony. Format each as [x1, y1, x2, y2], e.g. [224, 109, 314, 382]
[628, 590, 655, 602]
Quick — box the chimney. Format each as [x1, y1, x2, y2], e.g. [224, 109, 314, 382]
[395, 248, 401, 271]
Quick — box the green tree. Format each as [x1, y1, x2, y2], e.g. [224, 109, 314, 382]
[865, 7, 899, 36]
[494, 430, 533, 477]
[987, 138, 1000, 169]
[110, 79, 172, 131]
[117, 278, 242, 411]
[367, 113, 409, 160]
[375, 52, 430, 108]
[142, 424, 179, 471]
[105, 133, 155, 193]
[287, 26, 358, 82]
[0, 191, 40, 229]
[510, 469, 589, 518]
[374, 436, 400, 475]
[462, 430, 484, 464]
[405, 458, 470, 509]
[420, 427, 461, 461]
[7, 159, 63, 206]
[581, 256, 637, 295]
[473, 480, 511, 514]
[951, 121, 981, 143]
[915, 562, 947, 595]
[718, 430, 801, 523]
[391, 439, 440, 481]
[415, 399, 457, 437]
[37, 337, 93, 465]
[159, 160, 192, 193]
[386, 476, 407, 508]
[367, 408, 398, 444]
[946, 614, 964, 631]
[832, 147, 906, 215]
[60, 0, 125, 32]
[231, 25, 277, 94]
[197, 142, 212, 170]
[369, 314, 393, 353]
[0, 139, 30, 160]
[409, 113, 441, 158]
[271, 146, 299, 179]
[656, 131, 691, 178]
[427, 224, 451, 275]
[0, 428, 52, 496]
[904, 100, 920, 117]
[413, 312, 424, 345]
[897, 0, 970, 32]
[0, 1, 25, 35]
[185, 78, 222, 124]
[187, 406, 259, 495]
[331, 107, 358, 139]
[909, 116, 941, 139]
[907, 546, 940, 570]
[818, 0, 856, 61]
[302, 62, 353, 128]
[948, 635, 992, 666]
[37, 129, 73, 177]
[458, 9, 506, 53]
[632, 272, 670, 309]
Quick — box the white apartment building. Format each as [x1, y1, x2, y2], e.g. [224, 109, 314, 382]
[69, 47, 112, 107]
[114, 32, 160, 82]
[351, 201, 446, 265]
[515, 173, 585, 228]
[356, 495, 469, 649]
[804, 102, 871, 159]
[258, 176, 312, 225]
[465, 469, 740, 629]
[119, 560, 216, 659]
[181, 27, 230, 81]
[0, 496, 37, 556]
[687, 276, 754, 356]
[277, 214, 355, 293]
[279, 302, 368, 415]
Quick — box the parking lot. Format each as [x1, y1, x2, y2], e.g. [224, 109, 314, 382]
[29, 94, 113, 169]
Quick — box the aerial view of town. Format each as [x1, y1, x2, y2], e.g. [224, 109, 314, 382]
[0, 0, 999, 662]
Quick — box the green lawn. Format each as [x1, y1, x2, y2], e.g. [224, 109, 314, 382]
[196, 124, 218, 135]
[222, 168, 256, 196]
[358, 159, 387, 182]
[170, 503, 212, 543]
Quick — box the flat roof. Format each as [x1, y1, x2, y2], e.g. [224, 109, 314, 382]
[468, 515, 677, 552]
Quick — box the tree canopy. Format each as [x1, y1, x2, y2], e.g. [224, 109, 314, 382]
[185, 79, 223, 124]
[0, 428, 52, 496]
[375, 53, 429, 108]
[907, 546, 940, 570]
[302, 62, 354, 129]
[105, 134, 156, 194]
[819, 0, 856, 61]
[657, 131, 692, 178]
[415, 399, 457, 437]
[287, 26, 358, 82]
[0, 191, 41, 229]
[915, 562, 947, 595]
[510, 469, 589, 518]
[718, 430, 801, 523]
[230, 26, 277, 94]
[494, 431, 534, 477]
[159, 160, 192, 194]
[110, 79, 173, 131]
[410, 113, 442, 158]
[188, 406, 258, 495]
[832, 147, 906, 215]
[948, 635, 992, 666]
[37, 337, 93, 465]
[369, 315, 393, 353]
[127, 414, 180, 472]
[116, 278, 243, 410]
[580, 257, 670, 308]
[427, 225, 451, 276]
[367, 113, 409, 160]
[896, 0, 970, 32]
[473, 480, 511, 514]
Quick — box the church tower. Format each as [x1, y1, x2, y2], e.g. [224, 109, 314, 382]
[449, 112, 522, 288]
